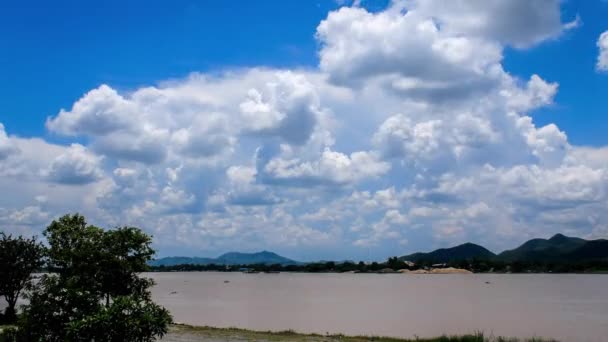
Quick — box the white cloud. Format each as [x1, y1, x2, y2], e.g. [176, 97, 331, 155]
[239, 71, 328, 146]
[598, 30, 608, 72]
[503, 74, 558, 112]
[0, 123, 18, 160]
[223, 166, 279, 206]
[316, 4, 504, 101]
[262, 148, 390, 186]
[44, 144, 104, 185]
[171, 115, 235, 159]
[46, 85, 137, 136]
[409, 0, 569, 48]
[0, 205, 50, 226]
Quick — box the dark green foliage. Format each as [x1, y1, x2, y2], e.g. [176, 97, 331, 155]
[16, 213, 172, 341]
[0, 327, 19, 342]
[64, 296, 172, 342]
[0, 233, 44, 323]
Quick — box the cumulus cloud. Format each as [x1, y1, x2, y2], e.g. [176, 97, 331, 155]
[316, 0, 574, 105]
[0, 123, 18, 160]
[503, 74, 558, 112]
[316, 4, 504, 100]
[598, 30, 608, 72]
[262, 148, 390, 187]
[45, 144, 104, 185]
[171, 115, 235, 159]
[223, 166, 279, 206]
[46, 85, 136, 136]
[2, 1, 607, 259]
[409, 0, 570, 48]
[0, 205, 50, 227]
[240, 71, 328, 145]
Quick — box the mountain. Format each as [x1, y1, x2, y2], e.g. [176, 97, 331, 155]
[214, 251, 297, 265]
[150, 251, 298, 267]
[399, 234, 608, 265]
[498, 234, 588, 262]
[400, 242, 496, 263]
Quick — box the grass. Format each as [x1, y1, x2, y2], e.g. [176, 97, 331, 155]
[1, 323, 558, 341]
[167, 324, 558, 342]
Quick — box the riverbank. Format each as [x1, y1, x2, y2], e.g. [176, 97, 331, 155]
[0, 324, 558, 342]
[161, 324, 556, 342]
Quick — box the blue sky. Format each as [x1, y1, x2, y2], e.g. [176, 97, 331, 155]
[1, 0, 607, 261]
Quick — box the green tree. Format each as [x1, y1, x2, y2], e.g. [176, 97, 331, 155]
[386, 257, 406, 270]
[18, 214, 172, 341]
[0, 233, 44, 323]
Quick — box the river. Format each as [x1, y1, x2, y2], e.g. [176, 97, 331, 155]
[148, 272, 608, 342]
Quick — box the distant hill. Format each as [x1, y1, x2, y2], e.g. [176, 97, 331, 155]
[399, 234, 608, 265]
[400, 242, 496, 263]
[150, 251, 298, 267]
[214, 251, 297, 265]
[499, 234, 606, 262]
[151, 235, 608, 268]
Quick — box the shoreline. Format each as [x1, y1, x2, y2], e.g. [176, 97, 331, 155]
[162, 324, 557, 342]
[0, 324, 558, 341]
[148, 270, 608, 275]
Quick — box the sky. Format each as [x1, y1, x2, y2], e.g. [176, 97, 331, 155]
[1, 0, 607, 261]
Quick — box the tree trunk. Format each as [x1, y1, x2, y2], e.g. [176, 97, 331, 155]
[4, 295, 17, 323]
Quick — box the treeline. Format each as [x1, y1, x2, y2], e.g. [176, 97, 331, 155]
[0, 214, 172, 342]
[444, 258, 608, 273]
[150, 256, 608, 274]
[150, 257, 412, 273]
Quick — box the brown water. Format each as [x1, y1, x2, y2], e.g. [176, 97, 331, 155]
[148, 272, 608, 342]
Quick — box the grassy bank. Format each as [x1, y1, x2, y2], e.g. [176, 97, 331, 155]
[163, 324, 557, 342]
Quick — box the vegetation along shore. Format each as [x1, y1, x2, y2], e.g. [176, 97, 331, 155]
[160, 324, 558, 342]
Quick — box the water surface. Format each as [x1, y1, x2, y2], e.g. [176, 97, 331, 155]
[149, 272, 608, 342]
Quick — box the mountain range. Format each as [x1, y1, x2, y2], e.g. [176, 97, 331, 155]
[399, 234, 608, 264]
[150, 234, 608, 267]
[150, 251, 298, 266]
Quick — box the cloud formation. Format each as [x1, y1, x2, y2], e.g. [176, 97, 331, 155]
[0, 123, 18, 160]
[44, 144, 103, 185]
[598, 30, 608, 72]
[0, 1, 606, 260]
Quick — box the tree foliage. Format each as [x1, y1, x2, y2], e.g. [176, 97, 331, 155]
[16, 214, 172, 341]
[0, 232, 44, 323]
